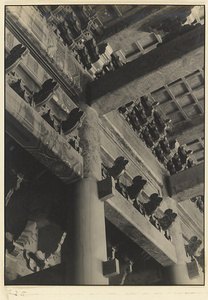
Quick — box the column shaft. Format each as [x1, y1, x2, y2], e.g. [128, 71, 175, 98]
[66, 105, 108, 285]
[165, 197, 191, 284]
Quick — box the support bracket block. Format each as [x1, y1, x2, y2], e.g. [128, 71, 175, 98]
[102, 258, 120, 278]
[97, 176, 115, 202]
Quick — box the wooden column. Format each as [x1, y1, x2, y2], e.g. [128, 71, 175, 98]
[66, 105, 108, 285]
[164, 197, 191, 284]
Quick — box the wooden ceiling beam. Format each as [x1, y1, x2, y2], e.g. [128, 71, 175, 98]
[89, 25, 204, 116]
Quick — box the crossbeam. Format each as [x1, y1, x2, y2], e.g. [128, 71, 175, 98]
[166, 163, 204, 202]
[168, 115, 204, 145]
[6, 6, 93, 102]
[105, 189, 177, 266]
[89, 25, 204, 116]
[6, 85, 83, 184]
[100, 6, 194, 48]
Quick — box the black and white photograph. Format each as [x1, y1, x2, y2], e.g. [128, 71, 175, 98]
[4, 2, 205, 291]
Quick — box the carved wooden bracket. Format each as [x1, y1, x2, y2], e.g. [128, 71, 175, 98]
[5, 44, 29, 74]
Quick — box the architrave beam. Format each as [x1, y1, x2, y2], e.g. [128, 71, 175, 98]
[166, 163, 204, 202]
[105, 189, 177, 266]
[6, 85, 83, 184]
